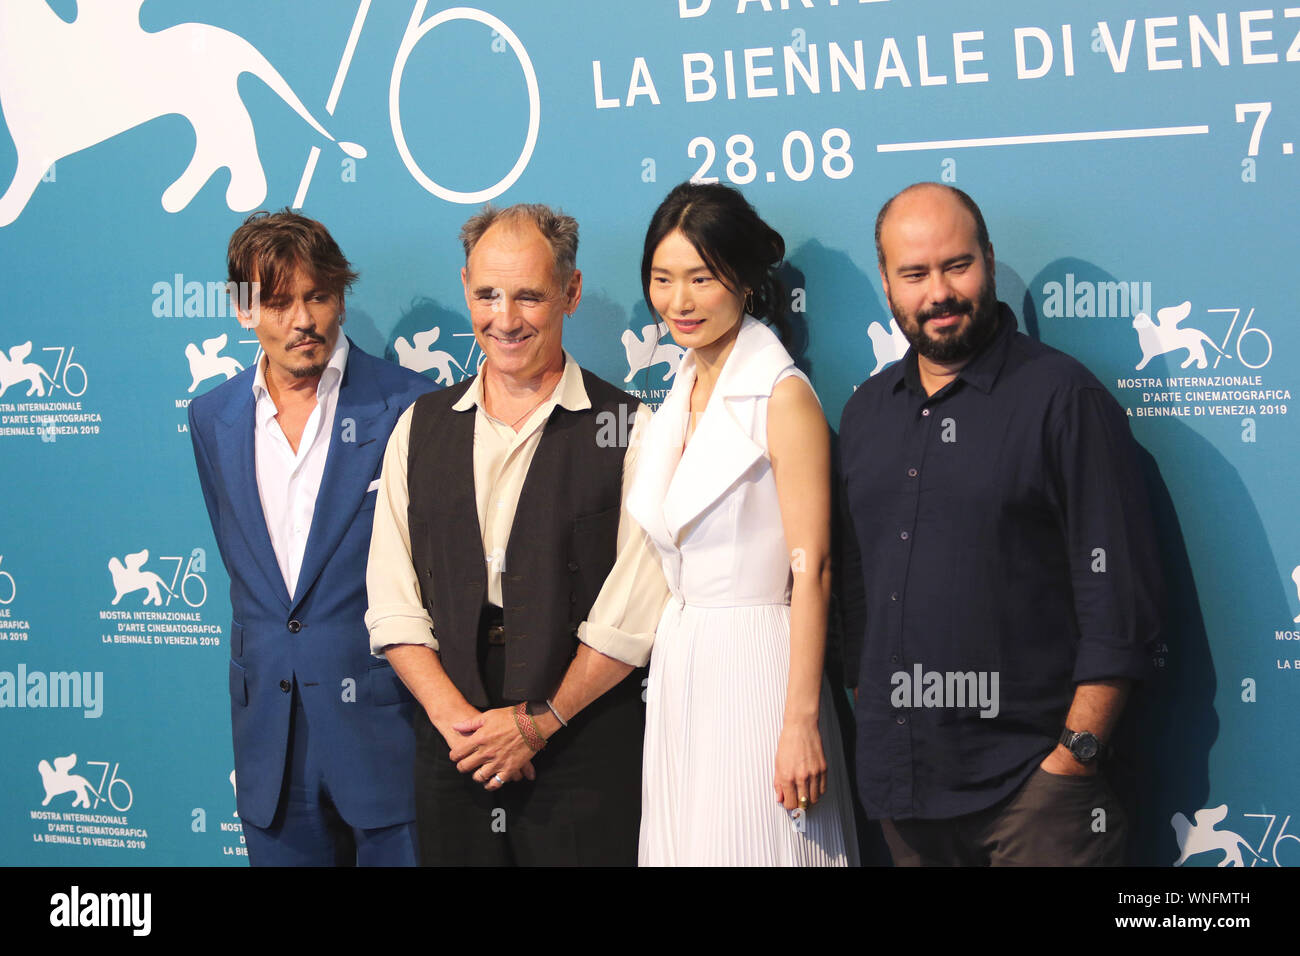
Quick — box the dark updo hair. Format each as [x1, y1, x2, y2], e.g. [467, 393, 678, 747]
[641, 182, 789, 342]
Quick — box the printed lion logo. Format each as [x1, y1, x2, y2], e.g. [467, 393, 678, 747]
[108, 549, 173, 606]
[394, 327, 461, 386]
[1292, 565, 1300, 624]
[866, 317, 909, 376]
[185, 334, 245, 394]
[1171, 804, 1251, 867]
[0, 341, 52, 398]
[1133, 301, 1221, 371]
[621, 323, 683, 384]
[38, 753, 96, 808]
[0, 0, 365, 227]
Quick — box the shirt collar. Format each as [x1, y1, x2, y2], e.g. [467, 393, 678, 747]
[894, 303, 1016, 397]
[452, 349, 589, 413]
[252, 334, 349, 418]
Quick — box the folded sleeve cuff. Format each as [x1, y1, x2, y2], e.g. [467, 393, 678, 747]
[1072, 642, 1152, 684]
[366, 606, 439, 656]
[577, 620, 654, 668]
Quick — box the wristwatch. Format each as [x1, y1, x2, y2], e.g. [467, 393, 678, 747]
[1058, 727, 1101, 765]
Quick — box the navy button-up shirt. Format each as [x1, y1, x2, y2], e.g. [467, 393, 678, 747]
[839, 305, 1161, 820]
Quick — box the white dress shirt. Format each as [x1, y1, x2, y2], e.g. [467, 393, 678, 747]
[252, 336, 348, 599]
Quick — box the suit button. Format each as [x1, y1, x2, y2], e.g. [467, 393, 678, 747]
[287, 620, 302, 633]
[279, 679, 291, 693]
[567, 561, 579, 572]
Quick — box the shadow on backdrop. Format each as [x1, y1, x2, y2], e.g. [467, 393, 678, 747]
[383, 296, 475, 387]
[342, 307, 383, 361]
[1025, 257, 1293, 865]
[784, 238, 886, 422]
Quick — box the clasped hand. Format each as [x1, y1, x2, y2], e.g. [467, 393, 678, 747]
[445, 706, 538, 791]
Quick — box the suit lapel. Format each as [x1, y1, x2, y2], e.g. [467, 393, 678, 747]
[216, 383, 291, 609]
[626, 364, 691, 551]
[660, 318, 790, 542]
[291, 346, 387, 610]
[662, 391, 764, 543]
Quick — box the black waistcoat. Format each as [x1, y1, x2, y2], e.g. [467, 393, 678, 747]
[406, 369, 637, 707]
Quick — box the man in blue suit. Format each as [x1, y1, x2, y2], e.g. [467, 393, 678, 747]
[188, 210, 433, 865]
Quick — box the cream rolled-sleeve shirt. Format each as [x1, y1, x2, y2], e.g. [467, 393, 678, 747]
[365, 352, 668, 667]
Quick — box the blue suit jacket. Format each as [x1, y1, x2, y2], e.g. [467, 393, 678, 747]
[187, 340, 434, 829]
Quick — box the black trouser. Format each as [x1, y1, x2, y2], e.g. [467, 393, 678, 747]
[881, 767, 1129, 866]
[414, 608, 645, 866]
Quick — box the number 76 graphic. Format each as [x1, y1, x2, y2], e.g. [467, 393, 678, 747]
[293, 1, 540, 207]
[0, 3, 540, 226]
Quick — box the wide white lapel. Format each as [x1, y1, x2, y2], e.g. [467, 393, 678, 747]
[661, 318, 793, 542]
[626, 358, 693, 552]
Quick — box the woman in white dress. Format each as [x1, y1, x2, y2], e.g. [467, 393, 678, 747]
[629, 182, 858, 865]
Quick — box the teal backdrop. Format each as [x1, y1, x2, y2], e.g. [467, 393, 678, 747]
[1, 0, 1296, 865]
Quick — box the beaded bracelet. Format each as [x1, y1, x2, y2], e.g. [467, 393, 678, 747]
[513, 701, 548, 752]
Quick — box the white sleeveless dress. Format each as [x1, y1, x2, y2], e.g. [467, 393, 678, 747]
[628, 317, 858, 866]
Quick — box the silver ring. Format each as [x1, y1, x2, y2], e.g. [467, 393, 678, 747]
[493, 774, 505, 785]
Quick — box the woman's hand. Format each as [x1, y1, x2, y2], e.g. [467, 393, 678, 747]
[774, 718, 828, 811]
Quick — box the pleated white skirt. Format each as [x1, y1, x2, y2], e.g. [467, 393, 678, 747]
[639, 600, 859, 866]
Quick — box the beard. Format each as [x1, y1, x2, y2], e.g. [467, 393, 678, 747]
[290, 362, 328, 379]
[891, 274, 1000, 364]
[285, 332, 329, 378]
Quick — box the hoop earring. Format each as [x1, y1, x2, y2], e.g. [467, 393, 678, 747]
[743, 291, 754, 315]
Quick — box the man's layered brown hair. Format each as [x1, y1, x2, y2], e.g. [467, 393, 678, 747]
[227, 209, 359, 302]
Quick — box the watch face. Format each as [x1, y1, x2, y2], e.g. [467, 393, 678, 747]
[1073, 733, 1099, 762]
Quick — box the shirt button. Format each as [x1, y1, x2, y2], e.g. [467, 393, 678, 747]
[921, 409, 931, 417]
[907, 468, 918, 478]
[895, 715, 907, 725]
[890, 592, 899, 602]
[900, 531, 909, 540]
[279, 679, 291, 693]
[890, 654, 899, 664]
[287, 620, 302, 633]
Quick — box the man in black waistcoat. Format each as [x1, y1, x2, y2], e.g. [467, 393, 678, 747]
[365, 203, 668, 865]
